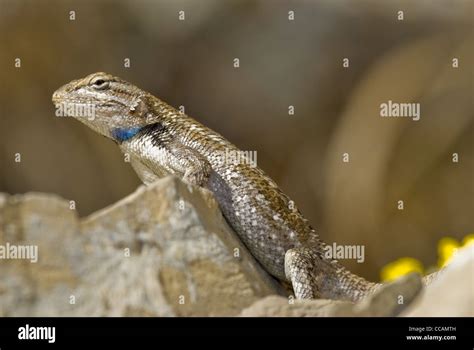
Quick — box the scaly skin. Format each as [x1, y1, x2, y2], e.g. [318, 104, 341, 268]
[52, 72, 380, 301]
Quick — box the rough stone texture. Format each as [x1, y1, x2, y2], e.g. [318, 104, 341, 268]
[240, 273, 422, 317]
[353, 273, 422, 317]
[403, 245, 474, 317]
[0, 177, 284, 316]
[240, 296, 352, 317]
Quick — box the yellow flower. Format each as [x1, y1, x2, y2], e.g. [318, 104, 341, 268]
[380, 257, 424, 282]
[380, 233, 473, 281]
[462, 234, 474, 247]
[437, 237, 460, 267]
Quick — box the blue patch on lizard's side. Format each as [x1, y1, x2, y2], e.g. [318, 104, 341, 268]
[111, 127, 143, 142]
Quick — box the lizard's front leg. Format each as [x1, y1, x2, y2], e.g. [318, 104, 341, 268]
[168, 143, 213, 187]
[123, 136, 212, 188]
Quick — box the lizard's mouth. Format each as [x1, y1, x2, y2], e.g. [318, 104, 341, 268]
[52, 90, 63, 105]
[52, 91, 77, 112]
[52, 93, 98, 122]
[52, 89, 83, 106]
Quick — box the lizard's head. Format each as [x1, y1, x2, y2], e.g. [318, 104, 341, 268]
[52, 72, 155, 142]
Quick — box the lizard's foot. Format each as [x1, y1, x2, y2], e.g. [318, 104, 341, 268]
[284, 247, 317, 299]
[182, 169, 208, 187]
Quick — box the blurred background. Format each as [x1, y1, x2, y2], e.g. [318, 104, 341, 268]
[0, 0, 472, 280]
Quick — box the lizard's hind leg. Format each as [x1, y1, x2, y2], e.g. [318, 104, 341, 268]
[284, 246, 375, 301]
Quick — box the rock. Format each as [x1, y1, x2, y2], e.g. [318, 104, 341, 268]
[0, 177, 284, 316]
[240, 273, 422, 317]
[403, 245, 474, 317]
[1, 176, 468, 317]
[353, 273, 422, 317]
[240, 296, 353, 317]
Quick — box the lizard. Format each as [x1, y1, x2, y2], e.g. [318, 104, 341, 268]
[52, 72, 417, 302]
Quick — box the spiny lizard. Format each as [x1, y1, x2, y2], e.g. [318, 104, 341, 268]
[53, 72, 409, 301]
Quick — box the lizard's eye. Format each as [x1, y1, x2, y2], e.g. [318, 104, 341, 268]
[91, 78, 109, 90]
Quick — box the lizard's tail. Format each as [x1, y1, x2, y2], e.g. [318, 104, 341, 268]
[333, 265, 381, 302]
[285, 246, 435, 302]
[285, 247, 381, 301]
[333, 263, 438, 302]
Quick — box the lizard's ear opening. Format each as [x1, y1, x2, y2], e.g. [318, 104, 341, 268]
[130, 96, 155, 124]
[129, 95, 153, 121]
